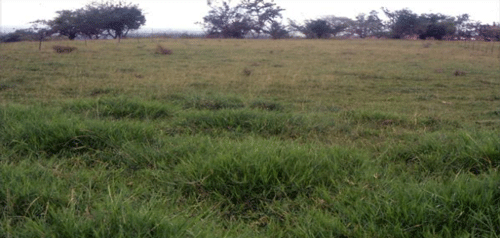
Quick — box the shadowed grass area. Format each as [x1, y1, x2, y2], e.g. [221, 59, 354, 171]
[1, 38, 500, 237]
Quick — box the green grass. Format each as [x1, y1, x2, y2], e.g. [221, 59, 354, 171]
[1, 38, 500, 237]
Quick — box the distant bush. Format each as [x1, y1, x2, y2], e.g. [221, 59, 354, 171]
[53, 45, 77, 53]
[0, 29, 37, 43]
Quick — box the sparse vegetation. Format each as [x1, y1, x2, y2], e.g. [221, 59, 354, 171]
[1, 38, 500, 237]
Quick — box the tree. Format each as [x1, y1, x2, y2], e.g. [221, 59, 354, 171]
[352, 11, 385, 38]
[382, 8, 420, 39]
[305, 19, 334, 38]
[0, 29, 37, 43]
[322, 16, 352, 37]
[201, 1, 252, 38]
[76, 7, 103, 39]
[49, 10, 80, 40]
[417, 13, 456, 40]
[264, 21, 289, 39]
[479, 23, 500, 41]
[240, 0, 285, 37]
[289, 19, 339, 39]
[86, 1, 146, 41]
[30, 20, 55, 50]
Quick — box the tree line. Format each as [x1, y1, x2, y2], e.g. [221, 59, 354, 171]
[1, 0, 499, 43]
[202, 0, 500, 41]
[1, 1, 145, 43]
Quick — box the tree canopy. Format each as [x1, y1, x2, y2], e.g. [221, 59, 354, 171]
[3, 0, 499, 42]
[40, 1, 146, 41]
[201, 0, 284, 38]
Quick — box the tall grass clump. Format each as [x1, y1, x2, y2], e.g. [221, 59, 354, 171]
[0, 105, 158, 162]
[64, 97, 175, 120]
[173, 138, 367, 214]
[181, 94, 245, 110]
[178, 109, 309, 138]
[386, 131, 500, 177]
[363, 174, 500, 236]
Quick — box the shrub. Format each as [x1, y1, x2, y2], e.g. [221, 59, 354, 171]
[53, 45, 77, 53]
[454, 70, 467, 76]
[155, 45, 172, 55]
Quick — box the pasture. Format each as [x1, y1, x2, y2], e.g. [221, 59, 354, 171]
[1, 38, 500, 237]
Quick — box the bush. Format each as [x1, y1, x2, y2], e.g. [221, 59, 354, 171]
[0, 30, 36, 43]
[53, 45, 77, 53]
[155, 45, 172, 55]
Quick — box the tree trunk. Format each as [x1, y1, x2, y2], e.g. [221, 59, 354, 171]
[39, 39, 42, 51]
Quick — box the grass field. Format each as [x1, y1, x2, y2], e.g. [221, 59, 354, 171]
[1, 38, 500, 237]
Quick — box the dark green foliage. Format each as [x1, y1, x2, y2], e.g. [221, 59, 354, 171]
[92, 1, 146, 40]
[265, 22, 289, 39]
[382, 8, 464, 40]
[202, 0, 284, 38]
[382, 8, 420, 39]
[307, 19, 333, 39]
[352, 11, 385, 38]
[0, 30, 37, 43]
[202, 2, 252, 38]
[49, 10, 81, 40]
[37, 1, 145, 41]
[240, 0, 285, 37]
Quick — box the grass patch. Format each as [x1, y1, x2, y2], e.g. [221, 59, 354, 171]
[177, 109, 309, 138]
[1, 38, 500, 237]
[64, 97, 175, 120]
[182, 94, 245, 110]
[174, 139, 366, 215]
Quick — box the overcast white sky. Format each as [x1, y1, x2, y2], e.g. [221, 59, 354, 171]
[1, 0, 499, 32]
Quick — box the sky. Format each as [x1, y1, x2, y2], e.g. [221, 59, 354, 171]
[1, 0, 499, 32]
